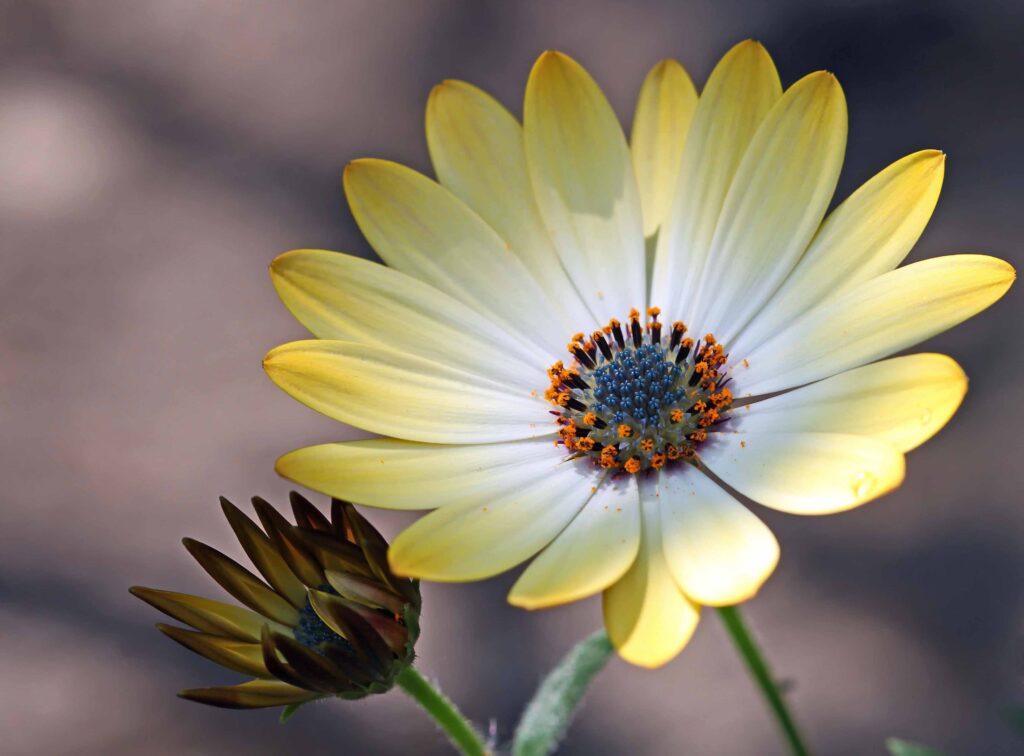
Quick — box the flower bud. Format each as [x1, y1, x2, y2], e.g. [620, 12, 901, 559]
[132, 493, 421, 710]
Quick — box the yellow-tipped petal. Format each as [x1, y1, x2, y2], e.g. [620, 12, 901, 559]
[736, 254, 1015, 396]
[602, 475, 700, 668]
[732, 150, 946, 355]
[276, 437, 563, 510]
[509, 476, 640, 609]
[731, 353, 968, 453]
[524, 50, 646, 321]
[388, 462, 594, 582]
[650, 40, 781, 321]
[658, 468, 779, 606]
[157, 624, 269, 677]
[343, 158, 566, 357]
[129, 587, 292, 641]
[695, 71, 847, 343]
[182, 538, 301, 626]
[630, 59, 698, 237]
[270, 249, 546, 390]
[220, 497, 307, 608]
[701, 432, 905, 515]
[426, 80, 596, 329]
[263, 340, 550, 444]
[179, 679, 319, 709]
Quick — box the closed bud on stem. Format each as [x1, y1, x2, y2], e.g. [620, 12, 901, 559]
[131, 493, 421, 714]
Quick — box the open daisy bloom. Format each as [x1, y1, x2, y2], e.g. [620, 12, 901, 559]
[264, 41, 1013, 668]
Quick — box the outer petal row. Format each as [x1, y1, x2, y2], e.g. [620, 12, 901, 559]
[659, 468, 779, 607]
[343, 159, 566, 359]
[276, 437, 567, 510]
[603, 475, 700, 668]
[732, 150, 946, 353]
[731, 353, 967, 453]
[702, 432, 905, 516]
[651, 40, 782, 322]
[426, 80, 598, 330]
[694, 70, 847, 344]
[263, 340, 551, 444]
[270, 248, 548, 391]
[630, 59, 698, 238]
[524, 51, 647, 321]
[509, 476, 640, 610]
[734, 254, 1014, 396]
[387, 455, 595, 581]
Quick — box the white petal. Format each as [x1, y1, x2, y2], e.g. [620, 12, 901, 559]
[387, 459, 596, 581]
[734, 255, 1015, 397]
[700, 431, 905, 515]
[659, 467, 778, 606]
[343, 159, 566, 359]
[509, 475, 640, 609]
[270, 249, 547, 390]
[263, 340, 551, 444]
[630, 59, 698, 237]
[602, 474, 700, 668]
[276, 437, 565, 510]
[731, 354, 967, 453]
[731, 150, 945, 356]
[650, 40, 781, 321]
[426, 80, 597, 329]
[694, 72, 847, 343]
[524, 51, 646, 321]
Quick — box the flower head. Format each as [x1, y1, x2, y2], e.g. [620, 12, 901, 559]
[263, 42, 1013, 667]
[132, 493, 420, 708]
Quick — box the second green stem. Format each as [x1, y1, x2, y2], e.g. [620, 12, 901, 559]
[717, 605, 809, 756]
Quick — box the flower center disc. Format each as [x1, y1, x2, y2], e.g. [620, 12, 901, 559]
[545, 308, 732, 473]
[294, 586, 349, 652]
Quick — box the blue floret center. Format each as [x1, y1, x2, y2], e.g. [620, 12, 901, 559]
[294, 585, 347, 650]
[591, 344, 685, 428]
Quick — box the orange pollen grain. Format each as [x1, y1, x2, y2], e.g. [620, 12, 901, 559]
[624, 458, 641, 474]
[651, 453, 666, 469]
[698, 409, 720, 428]
[576, 437, 595, 451]
[670, 408, 684, 423]
[583, 412, 598, 426]
[640, 438, 654, 453]
[617, 424, 633, 439]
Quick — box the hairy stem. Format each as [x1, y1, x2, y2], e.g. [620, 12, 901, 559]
[396, 665, 488, 756]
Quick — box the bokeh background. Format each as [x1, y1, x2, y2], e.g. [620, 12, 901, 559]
[2, 1, 1022, 753]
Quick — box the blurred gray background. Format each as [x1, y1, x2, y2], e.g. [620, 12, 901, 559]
[2, 1, 1022, 754]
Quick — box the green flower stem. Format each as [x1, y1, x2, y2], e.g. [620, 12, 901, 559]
[717, 606, 809, 756]
[396, 665, 488, 756]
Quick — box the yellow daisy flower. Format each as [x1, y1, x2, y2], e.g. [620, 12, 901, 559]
[263, 41, 1014, 668]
